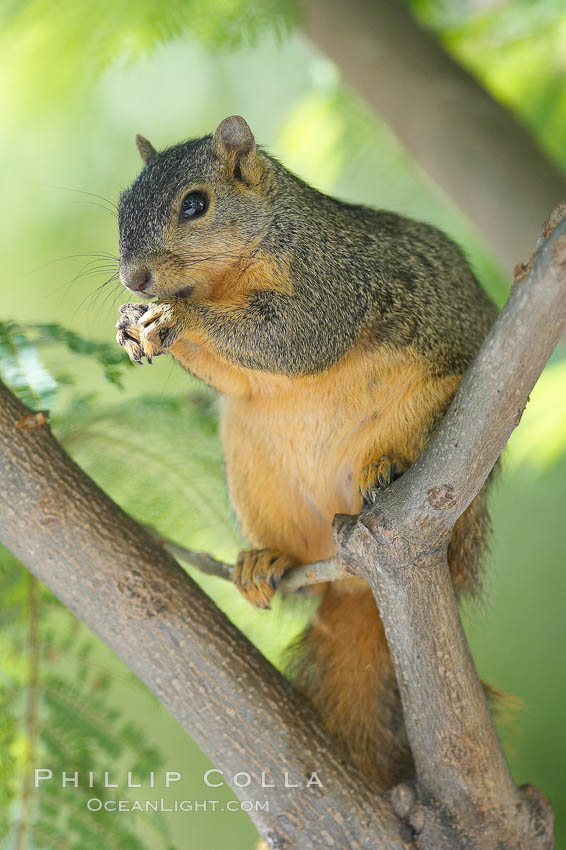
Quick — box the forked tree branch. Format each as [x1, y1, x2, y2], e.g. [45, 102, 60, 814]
[329, 214, 566, 847]
[1, 211, 564, 848]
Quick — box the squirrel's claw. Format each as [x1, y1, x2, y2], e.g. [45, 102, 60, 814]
[359, 455, 408, 506]
[116, 328, 144, 364]
[119, 302, 148, 318]
[116, 307, 145, 363]
[233, 549, 294, 609]
[137, 301, 182, 360]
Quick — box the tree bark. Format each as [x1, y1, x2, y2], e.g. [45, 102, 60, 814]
[301, 0, 566, 275]
[1, 212, 565, 847]
[331, 217, 566, 847]
[0, 391, 405, 850]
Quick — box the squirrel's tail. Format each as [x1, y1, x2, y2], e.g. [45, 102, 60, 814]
[291, 580, 413, 787]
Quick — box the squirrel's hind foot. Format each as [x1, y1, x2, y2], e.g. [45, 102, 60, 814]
[233, 548, 295, 609]
[359, 454, 408, 505]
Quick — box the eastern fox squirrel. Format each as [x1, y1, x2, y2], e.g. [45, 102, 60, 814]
[116, 116, 497, 787]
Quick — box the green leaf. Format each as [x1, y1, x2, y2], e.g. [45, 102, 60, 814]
[9, 321, 133, 389]
[0, 321, 57, 408]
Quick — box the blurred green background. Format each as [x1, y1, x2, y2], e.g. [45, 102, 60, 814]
[1, 1, 565, 848]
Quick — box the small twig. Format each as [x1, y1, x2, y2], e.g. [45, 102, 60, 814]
[144, 524, 343, 592]
[144, 525, 233, 581]
[280, 557, 343, 592]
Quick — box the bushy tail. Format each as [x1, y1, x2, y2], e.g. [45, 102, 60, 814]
[291, 580, 413, 788]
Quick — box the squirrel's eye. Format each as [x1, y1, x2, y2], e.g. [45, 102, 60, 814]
[180, 191, 208, 220]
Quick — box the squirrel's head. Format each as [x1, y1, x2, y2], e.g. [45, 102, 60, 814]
[118, 116, 275, 301]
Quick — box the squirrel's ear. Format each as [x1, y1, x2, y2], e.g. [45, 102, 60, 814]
[136, 134, 157, 165]
[212, 116, 263, 186]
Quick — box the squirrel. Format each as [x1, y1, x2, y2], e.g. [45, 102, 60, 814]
[116, 115, 497, 787]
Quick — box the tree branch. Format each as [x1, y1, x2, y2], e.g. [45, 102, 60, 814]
[301, 0, 566, 273]
[0, 387, 405, 849]
[329, 215, 566, 846]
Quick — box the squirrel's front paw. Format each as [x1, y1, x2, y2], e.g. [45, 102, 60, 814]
[233, 549, 295, 609]
[359, 454, 408, 505]
[137, 299, 186, 361]
[116, 302, 149, 364]
[116, 299, 187, 364]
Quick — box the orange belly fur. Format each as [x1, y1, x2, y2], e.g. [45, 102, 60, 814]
[170, 334, 461, 564]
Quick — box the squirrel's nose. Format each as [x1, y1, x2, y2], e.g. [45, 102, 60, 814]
[120, 266, 152, 293]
